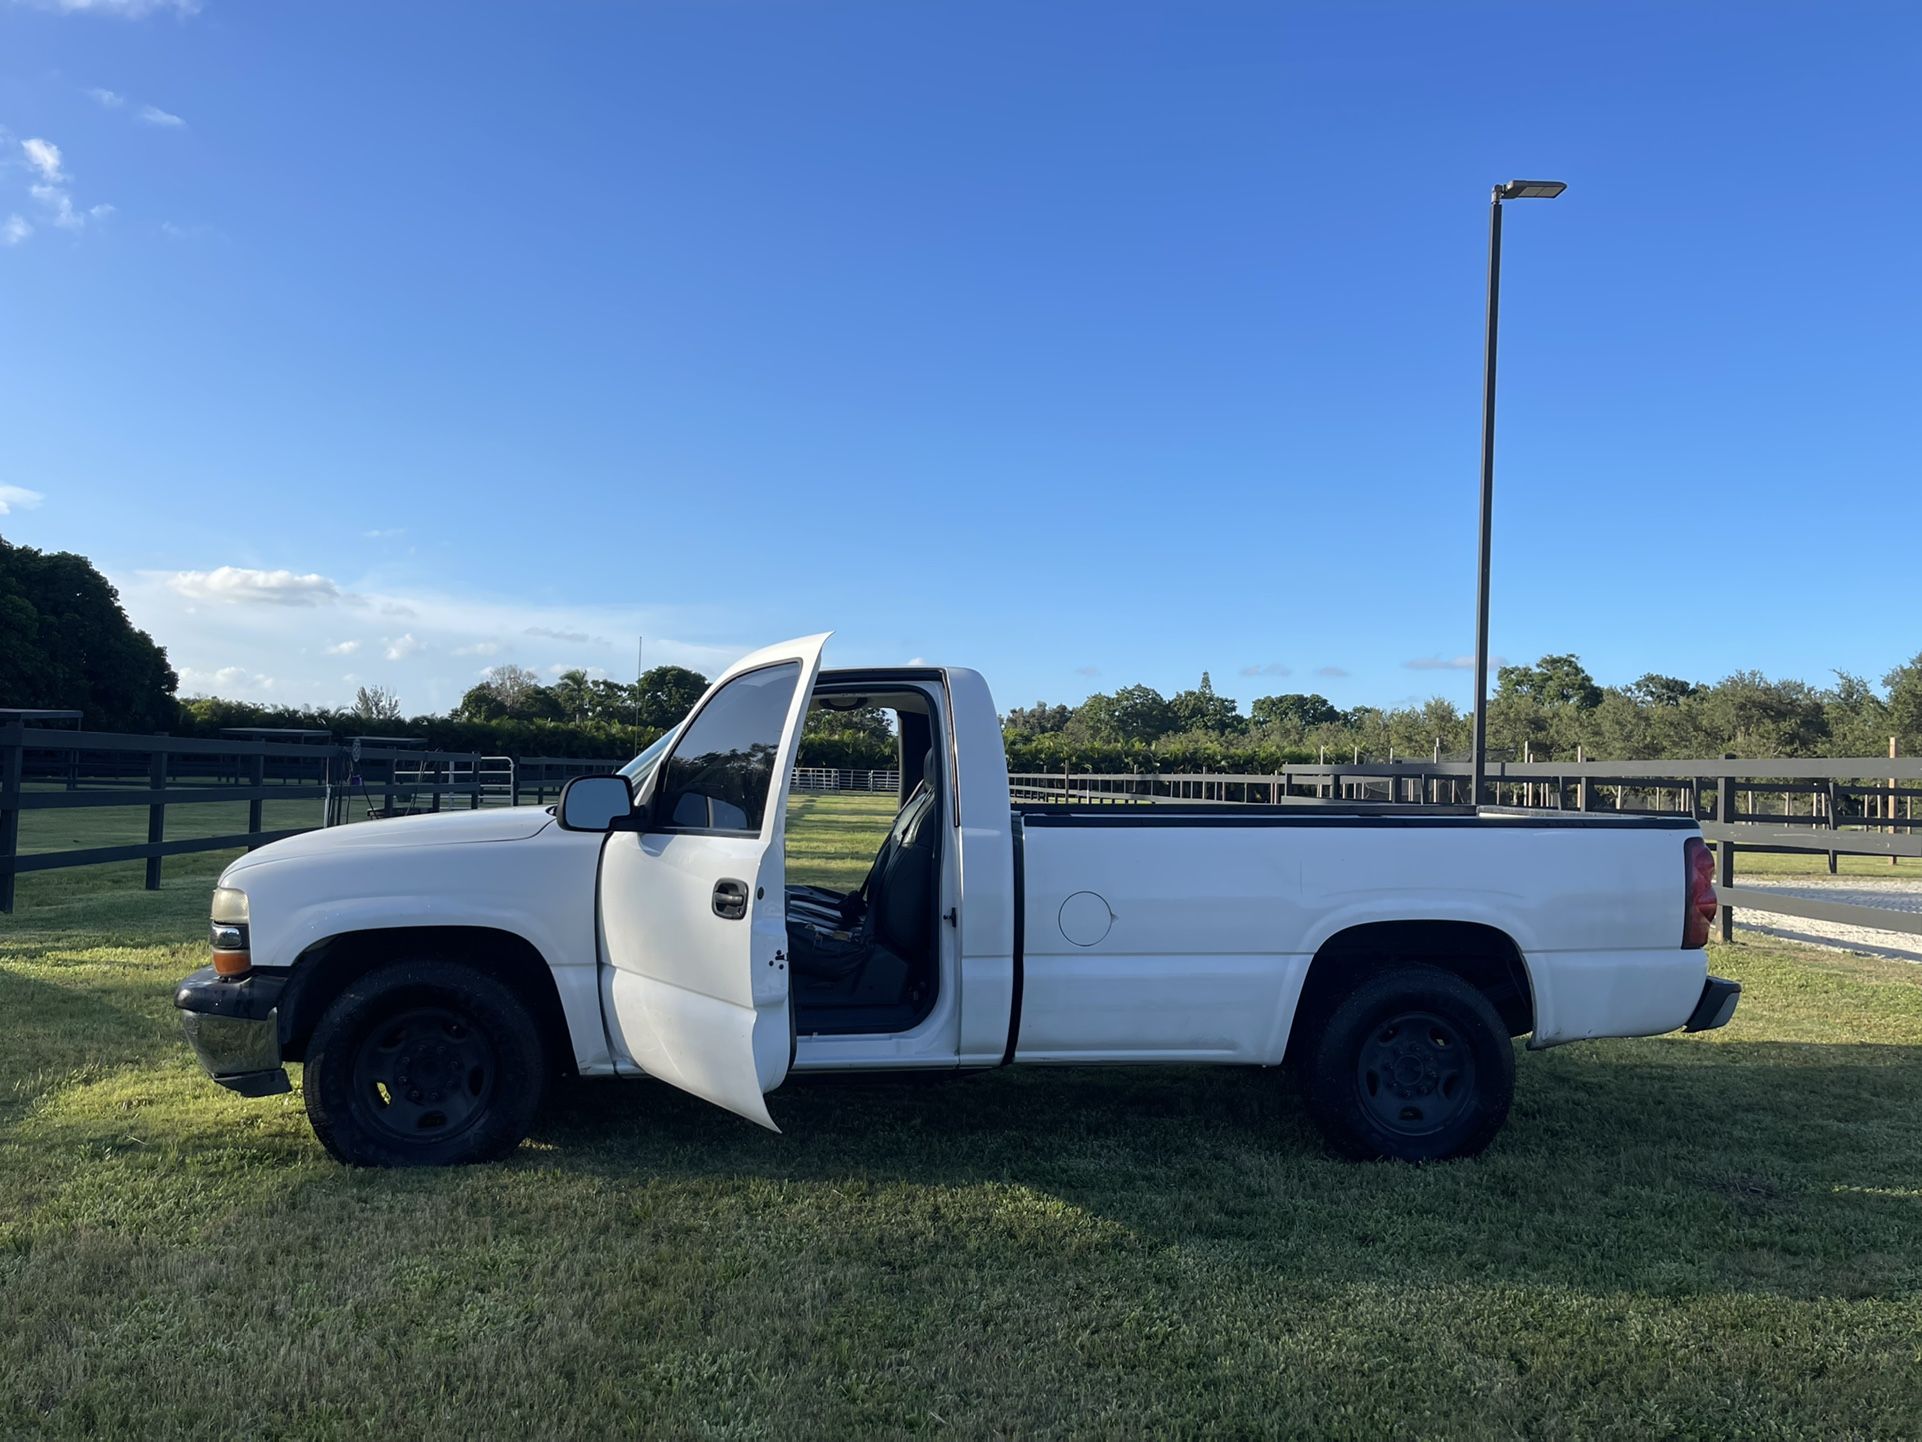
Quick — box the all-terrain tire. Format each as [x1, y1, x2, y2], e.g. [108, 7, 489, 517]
[304, 960, 545, 1167]
[1300, 963, 1515, 1162]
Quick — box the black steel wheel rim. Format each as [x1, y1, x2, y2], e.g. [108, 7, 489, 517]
[350, 1004, 497, 1143]
[1355, 1008, 1477, 1137]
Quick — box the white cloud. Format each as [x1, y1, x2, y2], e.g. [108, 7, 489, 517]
[452, 641, 502, 657]
[0, 483, 46, 514]
[525, 625, 593, 644]
[323, 639, 361, 656]
[21, 138, 64, 183]
[86, 87, 126, 108]
[2, 215, 28, 245]
[1073, 665, 1100, 677]
[168, 566, 341, 606]
[178, 664, 277, 697]
[384, 633, 421, 661]
[1404, 655, 1502, 672]
[363, 527, 406, 540]
[19, 140, 110, 235]
[114, 564, 739, 713]
[138, 104, 185, 128]
[1238, 662, 1292, 678]
[27, 0, 201, 16]
[1314, 665, 1351, 679]
[32, 184, 82, 229]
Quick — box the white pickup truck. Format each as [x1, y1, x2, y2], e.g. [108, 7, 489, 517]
[176, 633, 1737, 1166]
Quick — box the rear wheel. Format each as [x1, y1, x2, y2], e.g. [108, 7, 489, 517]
[1300, 964, 1514, 1162]
[304, 960, 545, 1167]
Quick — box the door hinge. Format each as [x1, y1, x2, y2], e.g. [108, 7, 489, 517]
[944, 908, 958, 928]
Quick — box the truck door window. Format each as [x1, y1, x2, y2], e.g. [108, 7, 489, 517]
[654, 662, 801, 835]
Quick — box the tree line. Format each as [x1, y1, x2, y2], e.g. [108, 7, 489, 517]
[5, 536, 1919, 770]
[1002, 654, 1922, 773]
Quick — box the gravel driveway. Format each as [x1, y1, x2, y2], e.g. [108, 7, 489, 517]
[1733, 875, 1922, 962]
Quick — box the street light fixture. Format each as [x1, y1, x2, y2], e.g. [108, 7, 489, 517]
[1470, 177, 1566, 811]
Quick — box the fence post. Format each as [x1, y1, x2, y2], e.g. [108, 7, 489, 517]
[145, 745, 167, 892]
[1892, 736, 1900, 869]
[470, 754, 482, 810]
[1717, 766, 1736, 943]
[247, 749, 266, 848]
[0, 728, 22, 913]
[1826, 778, 1839, 874]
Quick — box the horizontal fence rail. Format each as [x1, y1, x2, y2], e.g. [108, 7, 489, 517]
[792, 767, 902, 794]
[0, 725, 492, 911]
[513, 757, 624, 806]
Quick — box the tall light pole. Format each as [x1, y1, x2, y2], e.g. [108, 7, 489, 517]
[1471, 178, 1566, 810]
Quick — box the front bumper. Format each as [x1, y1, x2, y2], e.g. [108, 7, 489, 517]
[1683, 974, 1741, 1033]
[174, 966, 292, 1097]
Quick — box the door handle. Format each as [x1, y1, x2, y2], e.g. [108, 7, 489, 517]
[712, 878, 750, 920]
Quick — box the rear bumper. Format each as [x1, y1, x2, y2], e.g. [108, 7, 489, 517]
[1684, 974, 1741, 1033]
[174, 966, 291, 1097]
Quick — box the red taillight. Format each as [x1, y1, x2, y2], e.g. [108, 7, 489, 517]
[1682, 837, 1717, 949]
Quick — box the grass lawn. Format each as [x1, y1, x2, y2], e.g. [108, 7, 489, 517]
[3, 795, 1920, 1438]
[1708, 845, 1915, 880]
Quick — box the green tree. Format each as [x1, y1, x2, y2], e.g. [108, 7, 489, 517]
[1249, 693, 1344, 731]
[1168, 672, 1243, 736]
[350, 685, 402, 723]
[636, 665, 710, 729]
[1626, 673, 1698, 709]
[0, 535, 177, 730]
[1688, 671, 1830, 757]
[1884, 652, 1922, 751]
[457, 664, 559, 721]
[1003, 701, 1072, 736]
[1496, 654, 1603, 710]
[549, 668, 593, 723]
[1073, 684, 1176, 746]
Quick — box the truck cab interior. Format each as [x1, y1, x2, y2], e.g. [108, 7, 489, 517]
[784, 683, 946, 1036]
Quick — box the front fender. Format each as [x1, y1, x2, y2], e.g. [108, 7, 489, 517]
[221, 831, 610, 1073]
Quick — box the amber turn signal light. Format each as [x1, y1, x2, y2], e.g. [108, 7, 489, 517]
[211, 949, 254, 977]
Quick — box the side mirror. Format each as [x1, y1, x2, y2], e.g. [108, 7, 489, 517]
[556, 774, 637, 833]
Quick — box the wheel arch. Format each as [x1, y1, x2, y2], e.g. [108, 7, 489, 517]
[278, 925, 575, 1076]
[1287, 919, 1535, 1062]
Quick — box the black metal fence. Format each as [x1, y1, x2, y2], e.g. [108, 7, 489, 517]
[513, 756, 624, 805]
[0, 725, 491, 912]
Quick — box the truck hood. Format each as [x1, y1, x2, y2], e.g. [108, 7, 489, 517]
[224, 805, 556, 875]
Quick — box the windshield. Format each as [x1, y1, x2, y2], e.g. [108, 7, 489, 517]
[617, 724, 681, 792]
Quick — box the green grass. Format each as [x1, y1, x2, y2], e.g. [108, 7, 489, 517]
[1708, 844, 1914, 879]
[784, 790, 899, 890]
[3, 798, 1921, 1437]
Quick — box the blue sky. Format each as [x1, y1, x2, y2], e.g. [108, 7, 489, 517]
[2, 0, 1917, 716]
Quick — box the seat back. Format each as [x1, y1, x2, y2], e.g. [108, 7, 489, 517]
[866, 750, 940, 959]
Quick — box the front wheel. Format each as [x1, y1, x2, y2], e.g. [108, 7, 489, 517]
[1300, 964, 1515, 1162]
[304, 960, 546, 1167]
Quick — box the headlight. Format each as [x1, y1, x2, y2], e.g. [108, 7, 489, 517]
[210, 888, 252, 976]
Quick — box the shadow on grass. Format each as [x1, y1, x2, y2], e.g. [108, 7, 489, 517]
[527, 1037, 1922, 1303]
